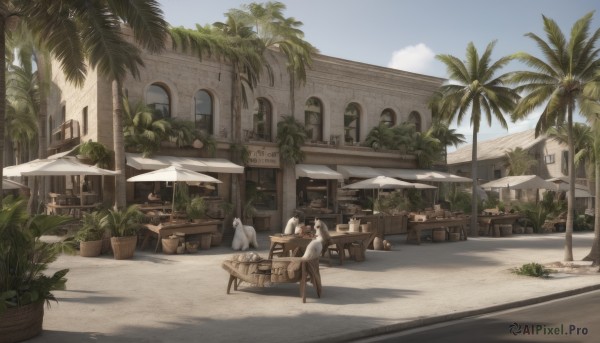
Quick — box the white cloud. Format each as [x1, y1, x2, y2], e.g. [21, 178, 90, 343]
[387, 43, 435, 74]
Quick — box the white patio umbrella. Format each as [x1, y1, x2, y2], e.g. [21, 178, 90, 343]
[127, 165, 222, 219]
[2, 179, 28, 190]
[342, 176, 415, 190]
[3, 157, 117, 177]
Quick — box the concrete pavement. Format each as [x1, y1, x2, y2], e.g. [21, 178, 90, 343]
[31, 231, 599, 343]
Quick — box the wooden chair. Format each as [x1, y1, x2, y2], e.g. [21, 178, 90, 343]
[222, 256, 322, 303]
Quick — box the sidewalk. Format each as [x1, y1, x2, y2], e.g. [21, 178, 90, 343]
[32, 232, 599, 343]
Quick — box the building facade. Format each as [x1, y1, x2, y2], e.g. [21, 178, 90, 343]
[47, 34, 444, 229]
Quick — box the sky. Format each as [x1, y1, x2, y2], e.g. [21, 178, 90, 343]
[159, 0, 600, 150]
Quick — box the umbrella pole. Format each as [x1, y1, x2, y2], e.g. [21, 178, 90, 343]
[171, 182, 176, 222]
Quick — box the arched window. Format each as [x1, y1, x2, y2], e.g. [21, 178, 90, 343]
[408, 111, 422, 132]
[305, 97, 323, 141]
[253, 98, 272, 141]
[146, 84, 170, 119]
[194, 90, 213, 134]
[380, 108, 396, 127]
[344, 102, 361, 144]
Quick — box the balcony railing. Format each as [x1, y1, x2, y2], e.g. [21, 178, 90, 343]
[49, 119, 80, 150]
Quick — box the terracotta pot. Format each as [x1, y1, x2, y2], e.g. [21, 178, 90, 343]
[79, 240, 102, 257]
[373, 237, 384, 250]
[0, 301, 44, 343]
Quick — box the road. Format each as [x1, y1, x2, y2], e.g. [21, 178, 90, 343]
[356, 289, 600, 343]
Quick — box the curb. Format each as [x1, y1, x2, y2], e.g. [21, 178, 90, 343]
[309, 283, 600, 343]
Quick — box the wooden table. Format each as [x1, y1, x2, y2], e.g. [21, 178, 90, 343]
[46, 203, 98, 218]
[268, 231, 372, 265]
[407, 217, 468, 244]
[478, 214, 523, 236]
[142, 220, 221, 252]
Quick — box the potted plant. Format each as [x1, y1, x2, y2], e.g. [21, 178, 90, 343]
[0, 197, 73, 342]
[75, 211, 107, 257]
[100, 205, 144, 260]
[187, 196, 207, 223]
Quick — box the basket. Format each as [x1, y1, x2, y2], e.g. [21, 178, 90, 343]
[161, 237, 179, 254]
[111, 236, 137, 260]
[336, 224, 349, 232]
[432, 230, 446, 242]
[0, 301, 44, 343]
[186, 241, 199, 253]
[79, 240, 103, 257]
[210, 232, 223, 246]
[199, 234, 212, 249]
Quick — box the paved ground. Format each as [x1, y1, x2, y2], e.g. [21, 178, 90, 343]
[31, 231, 599, 343]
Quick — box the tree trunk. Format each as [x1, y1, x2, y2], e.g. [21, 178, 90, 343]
[470, 128, 478, 236]
[36, 52, 50, 208]
[112, 79, 126, 209]
[230, 64, 242, 218]
[0, 20, 6, 198]
[583, 152, 600, 264]
[564, 106, 574, 261]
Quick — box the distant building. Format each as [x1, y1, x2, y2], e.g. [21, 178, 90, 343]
[447, 129, 592, 208]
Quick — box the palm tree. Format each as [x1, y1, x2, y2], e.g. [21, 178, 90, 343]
[434, 41, 519, 235]
[123, 98, 171, 158]
[504, 147, 537, 176]
[172, 2, 315, 216]
[569, 120, 600, 264]
[410, 130, 442, 169]
[276, 115, 307, 164]
[0, 2, 169, 205]
[508, 12, 600, 261]
[428, 120, 466, 164]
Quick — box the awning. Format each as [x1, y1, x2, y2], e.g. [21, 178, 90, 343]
[481, 175, 556, 190]
[378, 168, 472, 182]
[295, 164, 343, 180]
[3, 157, 117, 176]
[337, 165, 382, 179]
[125, 153, 244, 174]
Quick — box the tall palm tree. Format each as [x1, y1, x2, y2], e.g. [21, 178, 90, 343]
[0, 1, 169, 205]
[508, 12, 600, 261]
[434, 41, 519, 235]
[172, 2, 315, 216]
[410, 130, 442, 169]
[503, 147, 537, 176]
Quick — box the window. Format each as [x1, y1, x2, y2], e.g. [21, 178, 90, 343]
[305, 97, 323, 141]
[253, 98, 272, 141]
[245, 168, 277, 210]
[61, 105, 66, 124]
[146, 84, 170, 119]
[494, 169, 501, 179]
[344, 102, 360, 144]
[544, 154, 555, 164]
[408, 111, 422, 132]
[194, 90, 213, 134]
[82, 107, 88, 135]
[380, 109, 396, 127]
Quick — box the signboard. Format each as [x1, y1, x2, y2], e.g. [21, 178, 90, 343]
[247, 145, 280, 168]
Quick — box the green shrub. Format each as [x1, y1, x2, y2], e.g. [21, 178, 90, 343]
[512, 262, 551, 278]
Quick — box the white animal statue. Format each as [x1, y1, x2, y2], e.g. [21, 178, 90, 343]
[283, 216, 300, 235]
[314, 219, 331, 242]
[231, 218, 259, 251]
[302, 235, 323, 260]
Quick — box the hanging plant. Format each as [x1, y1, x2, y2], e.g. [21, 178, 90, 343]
[76, 141, 112, 168]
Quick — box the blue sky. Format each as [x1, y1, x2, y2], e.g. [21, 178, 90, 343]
[159, 0, 600, 149]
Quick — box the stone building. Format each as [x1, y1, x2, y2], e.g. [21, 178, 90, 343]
[47, 33, 444, 229]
